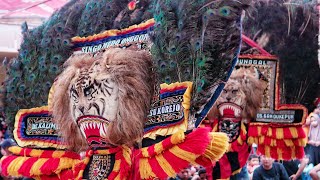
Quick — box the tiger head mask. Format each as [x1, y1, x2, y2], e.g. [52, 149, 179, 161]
[51, 48, 154, 152]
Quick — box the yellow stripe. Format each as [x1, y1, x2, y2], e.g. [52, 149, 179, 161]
[96, 149, 111, 155]
[169, 146, 197, 164]
[139, 158, 156, 179]
[265, 146, 271, 157]
[284, 139, 294, 146]
[57, 158, 80, 173]
[257, 126, 262, 135]
[30, 158, 48, 175]
[7, 157, 28, 176]
[8, 146, 22, 155]
[52, 151, 65, 158]
[72, 19, 155, 42]
[30, 149, 44, 157]
[259, 136, 265, 144]
[276, 128, 284, 139]
[267, 127, 272, 137]
[277, 148, 283, 160]
[170, 130, 185, 145]
[113, 160, 120, 172]
[75, 170, 84, 180]
[141, 147, 149, 157]
[289, 127, 298, 138]
[247, 137, 254, 145]
[122, 146, 132, 165]
[154, 142, 164, 155]
[155, 154, 176, 177]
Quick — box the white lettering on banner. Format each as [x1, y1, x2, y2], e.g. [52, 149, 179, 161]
[238, 59, 268, 65]
[81, 34, 150, 53]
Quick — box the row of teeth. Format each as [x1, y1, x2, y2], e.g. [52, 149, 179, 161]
[79, 121, 108, 138]
[219, 105, 240, 116]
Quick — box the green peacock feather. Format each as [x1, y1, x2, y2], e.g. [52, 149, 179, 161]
[150, 0, 251, 126]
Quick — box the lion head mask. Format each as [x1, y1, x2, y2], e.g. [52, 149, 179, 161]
[208, 66, 268, 122]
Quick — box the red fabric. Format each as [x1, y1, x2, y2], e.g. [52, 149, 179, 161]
[1, 156, 18, 176]
[148, 154, 168, 178]
[40, 150, 54, 158]
[17, 157, 39, 177]
[219, 155, 232, 179]
[163, 150, 190, 173]
[39, 158, 60, 175]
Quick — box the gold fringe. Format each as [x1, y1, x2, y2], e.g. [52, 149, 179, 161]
[276, 128, 284, 139]
[170, 130, 185, 144]
[122, 146, 132, 165]
[139, 157, 156, 179]
[289, 127, 298, 138]
[265, 146, 271, 157]
[57, 158, 80, 173]
[204, 132, 229, 161]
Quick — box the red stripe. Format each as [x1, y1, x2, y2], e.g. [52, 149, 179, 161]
[17, 157, 39, 177]
[161, 136, 175, 151]
[163, 150, 189, 173]
[1, 156, 18, 176]
[39, 158, 60, 175]
[147, 144, 155, 157]
[177, 128, 210, 155]
[219, 155, 232, 179]
[148, 155, 168, 178]
[41, 150, 54, 158]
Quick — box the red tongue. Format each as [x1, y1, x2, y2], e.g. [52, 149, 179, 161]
[222, 108, 236, 118]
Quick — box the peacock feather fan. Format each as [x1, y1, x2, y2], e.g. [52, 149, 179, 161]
[150, 0, 251, 127]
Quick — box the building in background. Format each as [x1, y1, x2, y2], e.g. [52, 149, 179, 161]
[0, 0, 68, 61]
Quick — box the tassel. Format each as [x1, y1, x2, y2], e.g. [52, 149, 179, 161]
[203, 132, 229, 161]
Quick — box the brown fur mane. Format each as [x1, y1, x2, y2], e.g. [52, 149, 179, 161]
[208, 67, 267, 122]
[232, 67, 267, 120]
[51, 48, 154, 152]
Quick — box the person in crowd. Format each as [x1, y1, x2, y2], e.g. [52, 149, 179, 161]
[0, 138, 15, 156]
[252, 155, 290, 180]
[309, 164, 320, 180]
[287, 156, 312, 180]
[191, 168, 207, 180]
[247, 154, 260, 179]
[305, 99, 320, 165]
[169, 168, 192, 180]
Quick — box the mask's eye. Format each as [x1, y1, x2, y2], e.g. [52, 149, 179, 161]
[232, 90, 238, 94]
[84, 84, 94, 96]
[70, 87, 79, 103]
[223, 89, 227, 93]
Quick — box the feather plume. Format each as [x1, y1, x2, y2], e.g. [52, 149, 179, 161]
[150, 0, 251, 127]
